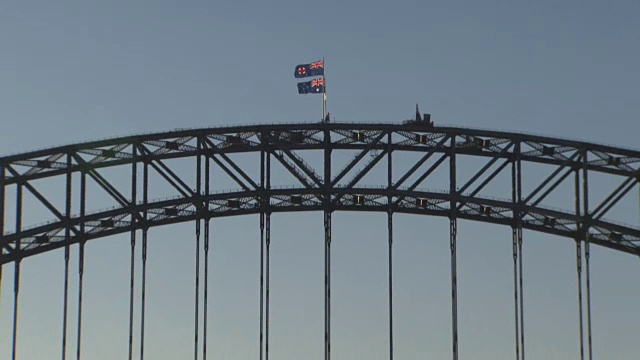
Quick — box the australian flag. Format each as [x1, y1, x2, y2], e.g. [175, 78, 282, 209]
[297, 78, 325, 94]
[294, 60, 324, 78]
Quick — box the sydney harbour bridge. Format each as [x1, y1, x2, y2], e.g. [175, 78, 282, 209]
[1, 118, 639, 359]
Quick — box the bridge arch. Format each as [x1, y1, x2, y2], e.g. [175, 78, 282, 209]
[2, 121, 639, 359]
[2, 122, 639, 263]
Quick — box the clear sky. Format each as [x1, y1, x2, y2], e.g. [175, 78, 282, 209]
[1, 0, 639, 359]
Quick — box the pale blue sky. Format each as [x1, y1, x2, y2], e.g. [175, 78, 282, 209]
[1, 0, 639, 359]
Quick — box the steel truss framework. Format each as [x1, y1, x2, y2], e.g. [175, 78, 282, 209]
[1, 122, 640, 360]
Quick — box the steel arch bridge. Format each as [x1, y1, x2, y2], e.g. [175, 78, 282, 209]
[1, 121, 640, 359]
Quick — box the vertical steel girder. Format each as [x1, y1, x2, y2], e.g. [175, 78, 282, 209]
[324, 211, 332, 360]
[259, 148, 265, 360]
[575, 168, 585, 360]
[259, 137, 273, 360]
[194, 142, 202, 360]
[512, 152, 521, 360]
[324, 126, 332, 360]
[517, 143, 525, 360]
[77, 170, 86, 360]
[265, 147, 272, 360]
[62, 153, 72, 360]
[582, 151, 593, 360]
[576, 241, 585, 360]
[203, 151, 210, 360]
[511, 142, 525, 360]
[449, 137, 459, 360]
[265, 210, 271, 360]
[140, 156, 149, 360]
[387, 133, 394, 360]
[127, 147, 137, 360]
[12, 184, 22, 360]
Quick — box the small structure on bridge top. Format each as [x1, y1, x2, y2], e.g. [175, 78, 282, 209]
[403, 104, 433, 127]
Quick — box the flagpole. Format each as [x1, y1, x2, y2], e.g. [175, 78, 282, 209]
[322, 57, 327, 123]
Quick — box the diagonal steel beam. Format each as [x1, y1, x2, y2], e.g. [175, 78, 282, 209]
[6, 165, 81, 237]
[523, 151, 580, 204]
[218, 153, 260, 190]
[343, 149, 388, 189]
[457, 159, 511, 211]
[148, 160, 191, 198]
[457, 143, 514, 195]
[406, 153, 449, 192]
[529, 167, 574, 209]
[332, 132, 387, 186]
[393, 136, 450, 190]
[592, 177, 638, 220]
[279, 148, 323, 187]
[73, 154, 130, 207]
[139, 145, 194, 198]
[208, 153, 252, 192]
[394, 153, 448, 207]
[264, 131, 323, 187]
[203, 137, 260, 190]
[269, 150, 316, 189]
[332, 149, 389, 206]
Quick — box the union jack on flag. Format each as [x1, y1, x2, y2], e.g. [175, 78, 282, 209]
[309, 60, 324, 70]
[294, 59, 325, 78]
[297, 77, 325, 94]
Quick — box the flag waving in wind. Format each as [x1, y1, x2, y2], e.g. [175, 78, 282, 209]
[294, 60, 324, 78]
[293, 57, 328, 122]
[297, 77, 325, 94]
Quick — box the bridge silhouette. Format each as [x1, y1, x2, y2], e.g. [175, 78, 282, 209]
[1, 121, 639, 359]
